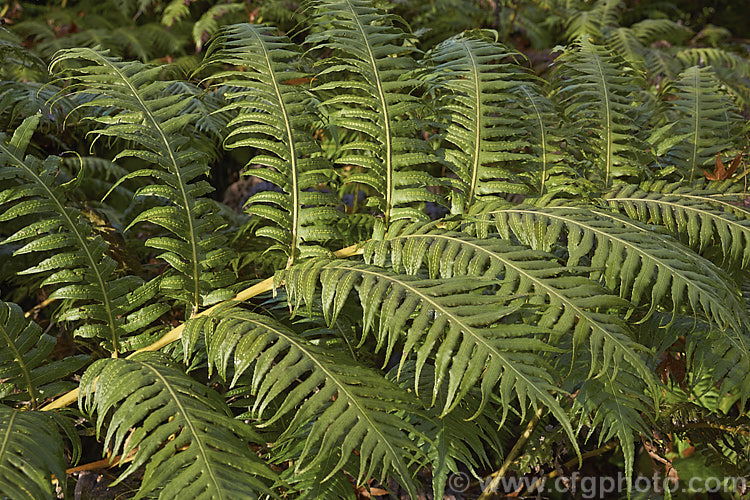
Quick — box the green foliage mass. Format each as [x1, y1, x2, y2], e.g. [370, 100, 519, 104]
[0, 0, 749, 498]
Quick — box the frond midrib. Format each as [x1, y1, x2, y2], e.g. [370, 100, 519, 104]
[690, 66, 700, 181]
[519, 85, 548, 194]
[589, 43, 613, 187]
[461, 39, 482, 207]
[0, 406, 17, 467]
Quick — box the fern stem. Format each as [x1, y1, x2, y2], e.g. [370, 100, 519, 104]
[23, 296, 56, 319]
[66, 454, 125, 474]
[39, 244, 365, 411]
[477, 405, 544, 499]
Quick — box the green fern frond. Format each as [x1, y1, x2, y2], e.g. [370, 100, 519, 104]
[393, 361, 503, 499]
[185, 307, 423, 496]
[0, 404, 67, 500]
[606, 27, 647, 72]
[426, 31, 532, 209]
[570, 370, 651, 486]
[565, 0, 624, 40]
[555, 37, 647, 187]
[669, 315, 750, 404]
[193, 3, 245, 51]
[50, 48, 236, 313]
[0, 116, 167, 353]
[0, 80, 73, 132]
[484, 203, 746, 331]
[79, 353, 277, 499]
[362, 220, 652, 382]
[656, 66, 741, 180]
[606, 181, 750, 268]
[203, 24, 340, 266]
[162, 0, 191, 28]
[0, 300, 87, 408]
[307, 0, 443, 226]
[283, 258, 580, 451]
[630, 19, 691, 45]
[514, 83, 587, 195]
[0, 26, 46, 79]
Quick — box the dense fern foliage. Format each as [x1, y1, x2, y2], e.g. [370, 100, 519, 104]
[1, 0, 749, 498]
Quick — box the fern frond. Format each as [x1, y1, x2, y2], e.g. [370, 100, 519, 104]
[555, 37, 646, 187]
[185, 307, 423, 496]
[655, 314, 750, 404]
[426, 31, 532, 210]
[0, 80, 73, 133]
[0, 116, 167, 354]
[51, 48, 235, 312]
[606, 181, 750, 268]
[606, 27, 647, 72]
[0, 300, 87, 408]
[0, 405, 66, 499]
[193, 3, 245, 51]
[484, 203, 746, 331]
[307, 0, 442, 226]
[203, 24, 340, 266]
[283, 258, 579, 450]
[565, 0, 624, 40]
[79, 353, 277, 499]
[363, 220, 654, 389]
[630, 19, 691, 45]
[393, 361, 503, 499]
[570, 369, 651, 486]
[657, 66, 741, 180]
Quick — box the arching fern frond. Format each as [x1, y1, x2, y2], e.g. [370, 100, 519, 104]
[0, 116, 167, 354]
[203, 24, 340, 266]
[389, 360, 504, 499]
[184, 307, 423, 496]
[0, 404, 67, 500]
[675, 49, 750, 109]
[362, 220, 654, 390]
[569, 368, 651, 485]
[605, 181, 750, 268]
[79, 353, 277, 499]
[50, 48, 235, 313]
[306, 0, 442, 226]
[282, 258, 579, 451]
[484, 203, 746, 331]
